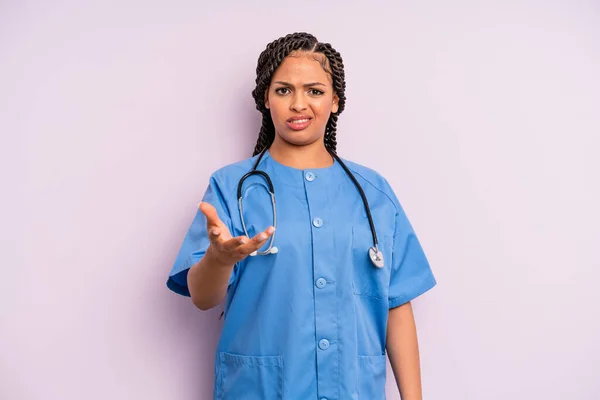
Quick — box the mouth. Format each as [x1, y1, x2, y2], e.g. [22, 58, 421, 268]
[286, 116, 313, 131]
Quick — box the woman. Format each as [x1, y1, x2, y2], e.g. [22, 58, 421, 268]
[167, 32, 436, 400]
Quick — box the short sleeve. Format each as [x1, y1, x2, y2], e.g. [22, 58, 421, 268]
[388, 204, 437, 309]
[166, 175, 235, 297]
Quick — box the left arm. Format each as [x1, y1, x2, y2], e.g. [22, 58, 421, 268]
[386, 301, 422, 400]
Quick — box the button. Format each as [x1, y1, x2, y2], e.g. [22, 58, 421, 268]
[313, 217, 323, 227]
[315, 278, 327, 289]
[305, 172, 316, 181]
[320, 398, 328, 400]
[318, 339, 330, 350]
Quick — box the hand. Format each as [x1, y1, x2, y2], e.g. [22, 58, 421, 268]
[199, 202, 275, 267]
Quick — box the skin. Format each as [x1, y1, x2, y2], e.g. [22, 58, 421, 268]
[187, 51, 424, 399]
[264, 51, 339, 169]
[388, 302, 424, 399]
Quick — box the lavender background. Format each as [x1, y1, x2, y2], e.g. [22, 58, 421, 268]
[2, 1, 599, 399]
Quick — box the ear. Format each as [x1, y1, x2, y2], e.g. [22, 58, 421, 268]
[332, 93, 340, 114]
[264, 90, 270, 109]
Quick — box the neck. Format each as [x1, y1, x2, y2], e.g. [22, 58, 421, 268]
[268, 136, 334, 170]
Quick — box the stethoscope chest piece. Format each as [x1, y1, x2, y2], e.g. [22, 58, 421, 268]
[369, 246, 385, 268]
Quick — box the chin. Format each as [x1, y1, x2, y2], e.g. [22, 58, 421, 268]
[277, 129, 323, 147]
[280, 135, 322, 147]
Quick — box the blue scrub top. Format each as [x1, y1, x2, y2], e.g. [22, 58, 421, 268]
[168, 151, 436, 400]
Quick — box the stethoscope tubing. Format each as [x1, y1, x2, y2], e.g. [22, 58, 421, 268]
[237, 148, 383, 267]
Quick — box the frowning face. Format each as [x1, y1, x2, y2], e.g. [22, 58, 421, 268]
[265, 52, 339, 148]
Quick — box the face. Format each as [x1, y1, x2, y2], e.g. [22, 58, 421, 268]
[264, 52, 339, 147]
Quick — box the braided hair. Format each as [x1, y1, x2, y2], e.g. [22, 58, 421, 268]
[251, 32, 347, 156]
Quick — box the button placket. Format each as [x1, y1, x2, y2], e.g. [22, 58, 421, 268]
[304, 167, 338, 397]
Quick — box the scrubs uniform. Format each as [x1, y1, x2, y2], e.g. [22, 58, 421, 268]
[167, 151, 436, 400]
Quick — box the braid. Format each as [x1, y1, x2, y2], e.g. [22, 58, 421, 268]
[252, 114, 275, 156]
[251, 33, 347, 156]
[315, 42, 346, 155]
[324, 113, 339, 152]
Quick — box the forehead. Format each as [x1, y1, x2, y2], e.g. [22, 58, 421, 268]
[271, 53, 332, 85]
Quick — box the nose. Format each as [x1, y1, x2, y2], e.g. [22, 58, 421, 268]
[290, 93, 307, 112]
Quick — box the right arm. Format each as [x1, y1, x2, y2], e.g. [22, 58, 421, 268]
[187, 202, 274, 310]
[187, 249, 235, 311]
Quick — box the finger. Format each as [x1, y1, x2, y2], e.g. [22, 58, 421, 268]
[238, 227, 275, 255]
[220, 236, 249, 252]
[207, 226, 225, 244]
[199, 202, 224, 228]
[207, 224, 237, 247]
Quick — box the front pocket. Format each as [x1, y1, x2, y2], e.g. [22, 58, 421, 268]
[351, 226, 392, 299]
[358, 355, 387, 399]
[217, 352, 283, 400]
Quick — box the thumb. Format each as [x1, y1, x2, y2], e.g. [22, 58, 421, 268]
[199, 202, 223, 227]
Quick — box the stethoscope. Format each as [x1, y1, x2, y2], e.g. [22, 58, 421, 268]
[237, 148, 384, 268]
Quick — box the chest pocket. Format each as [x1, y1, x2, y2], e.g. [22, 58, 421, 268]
[351, 226, 393, 299]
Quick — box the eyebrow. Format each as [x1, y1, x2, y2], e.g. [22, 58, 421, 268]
[273, 81, 327, 87]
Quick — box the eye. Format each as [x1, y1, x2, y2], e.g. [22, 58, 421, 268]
[275, 87, 290, 95]
[309, 89, 325, 96]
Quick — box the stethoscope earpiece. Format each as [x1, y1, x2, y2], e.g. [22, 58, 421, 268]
[249, 246, 278, 257]
[369, 246, 385, 268]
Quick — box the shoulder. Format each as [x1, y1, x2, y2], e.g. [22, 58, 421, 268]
[205, 154, 260, 195]
[212, 155, 259, 180]
[340, 157, 401, 213]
